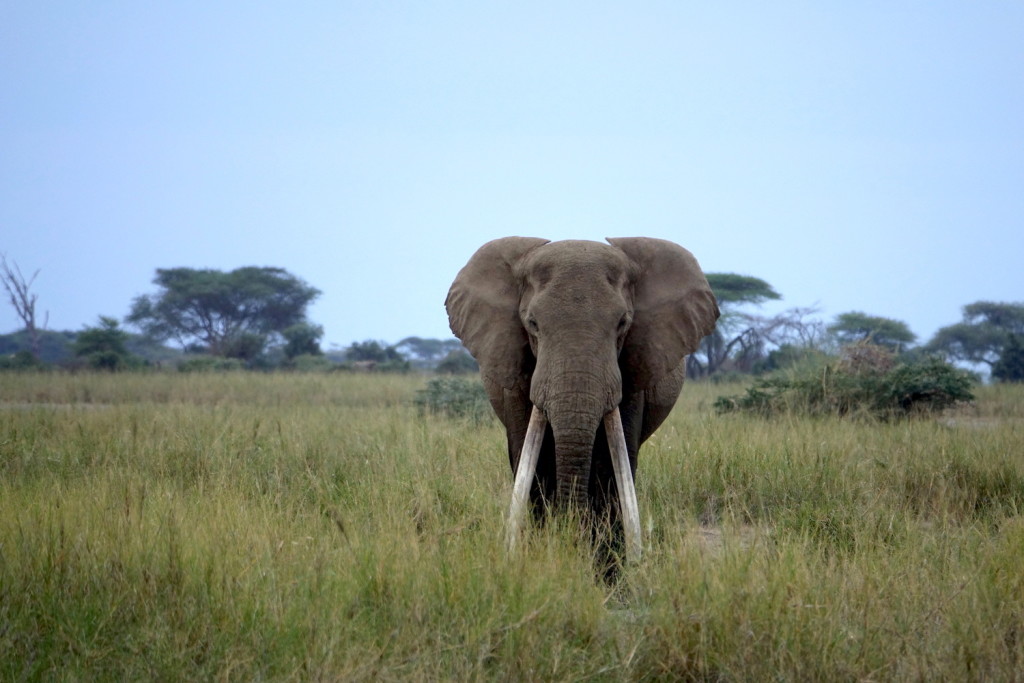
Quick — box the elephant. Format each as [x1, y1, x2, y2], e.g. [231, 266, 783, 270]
[446, 237, 719, 560]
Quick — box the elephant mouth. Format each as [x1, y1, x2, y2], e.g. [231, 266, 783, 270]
[504, 405, 642, 562]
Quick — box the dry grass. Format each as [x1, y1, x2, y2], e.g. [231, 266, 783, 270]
[1, 372, 1022, 680]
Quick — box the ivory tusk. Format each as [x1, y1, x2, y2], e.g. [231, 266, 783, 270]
[505, 405, 547, 553]
[604, 408, 643, 562]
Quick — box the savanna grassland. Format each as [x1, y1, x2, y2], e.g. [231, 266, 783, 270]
[1, 372, 1022, 681]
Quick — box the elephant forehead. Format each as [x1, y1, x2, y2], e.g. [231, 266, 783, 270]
[524, 240, 630, 279]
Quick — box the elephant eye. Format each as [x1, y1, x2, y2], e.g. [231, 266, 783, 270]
[617, 315, 629, 332]
[527, 317, 539, 333]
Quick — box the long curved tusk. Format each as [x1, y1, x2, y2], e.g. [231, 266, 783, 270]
[604, 408, 642, 562]
[505, 405, 547, 553]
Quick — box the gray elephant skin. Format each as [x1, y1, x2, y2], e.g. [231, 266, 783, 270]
[446, 237, 719, 550]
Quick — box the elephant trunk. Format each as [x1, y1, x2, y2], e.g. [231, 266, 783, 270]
[537, 368, 619, 512]
[551, 420, 599, 511]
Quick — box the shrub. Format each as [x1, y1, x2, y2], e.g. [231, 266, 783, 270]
[716, 345, 974, 419]
[73, 317, 143, 371]
[415, 377, 493, 422]
[0, 349, 46, 371]
[284, 354, 335, 372]
[435, 349, 479, 375]
[177, 356, 245, 373]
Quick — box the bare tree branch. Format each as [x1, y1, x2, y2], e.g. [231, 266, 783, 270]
[0, 254, 45, 359]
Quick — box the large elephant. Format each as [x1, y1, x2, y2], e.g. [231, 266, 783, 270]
[446, 237, 719, 559]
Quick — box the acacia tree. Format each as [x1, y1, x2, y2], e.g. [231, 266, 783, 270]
[127, 267, 321, 358]
[0, 255, 46, 359]
[828, 311, 917, 351]
[395, 337, 465, 368]
[992, 334, 1024, 382]
[927, 301, 1024, 371]
[690, 273, 781, 376]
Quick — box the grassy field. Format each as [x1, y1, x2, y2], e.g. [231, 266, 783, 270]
[1, 372, 1022, 680]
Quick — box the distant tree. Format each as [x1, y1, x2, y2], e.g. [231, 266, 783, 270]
[436, 349, 479, 374]
[991, 334, 1024, 383]
[927, 301, 1024, 371]
[0, 255, 47, 360]
[282, 322, 324, 359]
[73, 316, 140, 370]
[828, 311, 917, 351]
[691, 273, 781, 376]
[396, 337, 464, 365]
[127, 267, 320, 359]
[345, 340, 404, 363]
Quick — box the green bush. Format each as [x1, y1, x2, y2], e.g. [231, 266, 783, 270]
[716, 348, 974, 419]
[435, 349, 479, 374]
[415, 377, 493, 422]
[0, 349, 47, 371]
[284, 353, 335, 372]
[177, 356, 245, 373]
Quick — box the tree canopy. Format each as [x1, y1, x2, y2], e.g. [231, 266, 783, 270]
[928, 301, 1024, 370]
[127, 267, 321, 358]
[691, 273, 783, 376]
[828, 311, 917, 351]
[992, 334, 1024, 383]
[705, 273, 782, 307]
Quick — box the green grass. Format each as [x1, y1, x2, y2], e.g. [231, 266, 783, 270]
[1, 373, 1022, 680]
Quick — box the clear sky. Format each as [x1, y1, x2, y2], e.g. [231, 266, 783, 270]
[2, 3, 1022, 352]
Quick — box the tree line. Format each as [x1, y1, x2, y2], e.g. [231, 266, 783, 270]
[2, 256, 1022, 381]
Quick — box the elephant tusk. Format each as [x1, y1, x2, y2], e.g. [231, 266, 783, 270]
[505, 405, 547, 553]
[604, 408, 643, 563]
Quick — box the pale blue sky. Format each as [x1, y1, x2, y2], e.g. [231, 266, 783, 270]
[2, 3, 1022, 350]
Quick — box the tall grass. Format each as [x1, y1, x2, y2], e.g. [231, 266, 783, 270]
[1, 373, 1022, 679]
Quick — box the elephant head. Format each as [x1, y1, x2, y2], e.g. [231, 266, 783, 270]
[446, 237, 718, 557]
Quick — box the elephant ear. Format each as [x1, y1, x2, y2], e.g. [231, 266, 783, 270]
[608, 237, 720, 390]
[446, 237, 550, 390]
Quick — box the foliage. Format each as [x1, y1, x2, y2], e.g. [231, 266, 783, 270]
[127, 266, 321, 358]
[415, 376, 492, 422]
[928, 301, 1024, 370]
[692, 273, 783, 377]
[705, 273, 782, 306]
[177, 356, 245, 372]
[992, 334, 1024, 383]
[395, 337, 464, 368]
[72, 316, 142, 371]
[219, 332, 267, 363]
[716, 346, 974, 419]
[281, 322, 323, 359]
[284, 353, 335, 372]
[0, 330, 75, 365]
[0, 349, 47, 371]
[344, 339, 405, 363]
[1, 373, 1022, 679]
[435, 349, 479, 374]
[828, 311, 917, 351]
[752, 343, 829, 374]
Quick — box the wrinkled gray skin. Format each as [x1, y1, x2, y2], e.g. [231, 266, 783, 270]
[446, 237, 719, 524]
